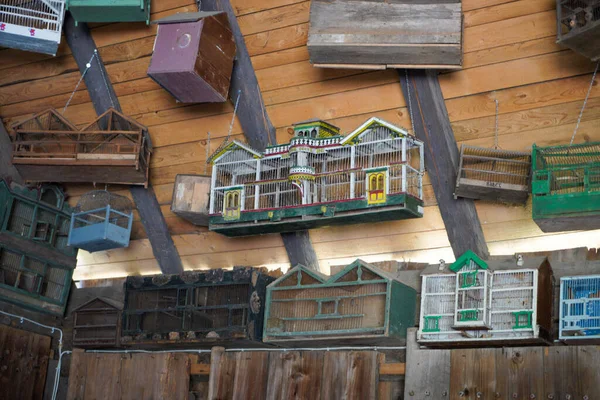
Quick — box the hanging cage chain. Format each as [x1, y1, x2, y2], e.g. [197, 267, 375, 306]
[494, 99, 500, 149]
[205, 131, 210, 174]
[226, 89, 242, 143]
[570, 61, 599, 146]
[63, 51, 97, 113]
[405, 69, 416, 135]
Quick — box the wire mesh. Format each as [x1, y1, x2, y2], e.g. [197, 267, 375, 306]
[74, 190, 133, 229]
[458, 145, 531, 186]
[560, 275, 600, 338]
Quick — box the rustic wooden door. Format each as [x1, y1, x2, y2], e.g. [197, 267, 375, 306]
[0, 324, 51, 400]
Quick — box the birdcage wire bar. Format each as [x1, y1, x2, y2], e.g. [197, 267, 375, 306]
[560, 275, 600, 339]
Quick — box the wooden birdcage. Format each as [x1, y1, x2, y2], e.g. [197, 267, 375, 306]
[72, 297, 122, 348]
[455, 145, 532, 204]
[121, 268, 274, 347]
[263, 260, 416, 346]
[0, 0, 66, 56]
[208, 117, 425, 237]
[11, 108, 152, 186]
[68, 190, 134, 253]
[66, 0, 150, 25]
[418, 251, 553, 347]
[557, 0, 600, 61]
[532, 142, 600, 232]
[0, 180, 76, 316]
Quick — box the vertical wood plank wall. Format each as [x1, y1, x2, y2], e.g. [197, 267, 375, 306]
[1, 0, 600, 279]
[0, 325, 51, 400]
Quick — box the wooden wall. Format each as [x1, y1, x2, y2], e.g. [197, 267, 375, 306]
[2, 0, 600, 279]
[0, 324, 51, 400]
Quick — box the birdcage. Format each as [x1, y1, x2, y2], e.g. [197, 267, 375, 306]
[68, 190, 133, 253]
[121, 268, 274, 346]
[455, 145, 532, 204]
[532, 142, 600, 232]
[72, 297, 122, 348]
[418, 252, 552, 346]
[11, 108, 152, 186]
[66, 0, 150, 25]
[560, 275, 600, 340]
[0, 0, 66, 56]
[263, 260, 416, 345]
[557, 0, 600, 60]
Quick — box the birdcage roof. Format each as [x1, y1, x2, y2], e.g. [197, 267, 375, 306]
[340, 117, 414, 145]
[11, 108, 79, 132]
[421, 255, 548, 276]
[449, 250, 488, 272]
[461, 144, 531, 158]
[75, 190, 133, 214]
[208, 139, 262, 165]
[152, 11, 224, 25]
[72, 296, 123, 312]
[535, 142, 600, 169]
[269, 259, 395, 288]
[81, 108, 147, 133]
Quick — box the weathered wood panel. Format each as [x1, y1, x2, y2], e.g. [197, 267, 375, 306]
[0, 325, 51, 400]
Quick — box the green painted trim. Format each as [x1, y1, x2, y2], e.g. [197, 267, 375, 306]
[266, 327, 385, 337]
[512, 310, 534, 329]
[270, 292, 387, 303]
[450, 250, 488, 272]
[270, 279, 388, 291]
[328, 259, 386, 283]
[458, 309, 479, 322]
[364, 167, 389, 173]
[422, 316, 442, 332]
[459, 271, 478, 288]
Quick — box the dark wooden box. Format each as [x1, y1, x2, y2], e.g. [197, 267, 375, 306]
[557, 0, 600, 61]
[147, 12, 236, 103]
[121, 268, 274, 347]
[72, 298, 122, 348]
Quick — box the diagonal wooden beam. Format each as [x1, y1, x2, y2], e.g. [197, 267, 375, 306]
[64, 15, 184, 274]
[201, 0, 320, 271]
[398, 69, 489, 259]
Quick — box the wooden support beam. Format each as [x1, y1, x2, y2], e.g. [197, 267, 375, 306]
[201, 0, 320, 271]
[190, 363, 211, 375]
[398, 69, 489, 259]
[0, 122, 22, 184]
[64, 15, 184, 274]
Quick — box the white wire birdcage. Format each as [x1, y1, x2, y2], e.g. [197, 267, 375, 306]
[0, 0, 66, 55]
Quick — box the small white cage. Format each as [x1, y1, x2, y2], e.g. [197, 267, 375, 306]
[0, 0, 66, 55]
[560, 275, 600, 340]
[418, 253, 551, 346]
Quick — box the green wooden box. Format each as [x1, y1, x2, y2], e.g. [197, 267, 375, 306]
[67, 0, 151, 25]
[263, 259, 417, 346]
[532, 142, 600, 232]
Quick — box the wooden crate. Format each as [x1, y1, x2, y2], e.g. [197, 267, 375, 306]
[455, 145, 532, 204]
[307, 0, 463, 70]
[418, 251, 553, 347]
[66, 0, 150, 25]
[121, 268, 274, 347]
[147, 12, 236, 103]
[170, 174, 211, 226]
[557, 0, 600, 61]
[0, 180, 76, 316]
[11, 108, 152, 186]
[263, 259, 417, 345]
[72, 297, 121, 348]
[208, 117, 425, 237]
[532, 142, 600, 232]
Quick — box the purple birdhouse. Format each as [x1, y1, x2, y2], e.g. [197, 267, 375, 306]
[147, 12, 236, 103]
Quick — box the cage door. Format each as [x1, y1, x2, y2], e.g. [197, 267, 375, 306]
[223, 189, 242, 220]
[366, 170, 387, 204]
[453, 269, 491, 329]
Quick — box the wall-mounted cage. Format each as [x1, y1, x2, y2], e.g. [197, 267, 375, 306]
[532, 142, 600, 232]
[11, 108, 152, 186]
[66, 0, 150, 25]
[557, 0, 600, 60]
[72, 297, 122, 348]
[121, 268, 274, 347]
[147, 12, 236, 103]
[307, 0, 462, 69]
[68, 191, 133, 253]
[263, 260, 416, 345]
[170, 174, 211, 226]
[208, 117, 425, 237]
[560, 275, 600, 340]
[455, 145, 532, 204]
[0, 180, 76, 315]
[0, 0, 66, 55]
[418, 251, 553, 347]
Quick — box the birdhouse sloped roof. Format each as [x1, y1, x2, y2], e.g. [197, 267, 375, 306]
[449, 250, 488, 272]
[208, 139, 262, 165]
[81, 108, 147, 133]
[11, 108, 79, 132]
[152, 11, 225, 25]
[72, 296, 123, 312]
